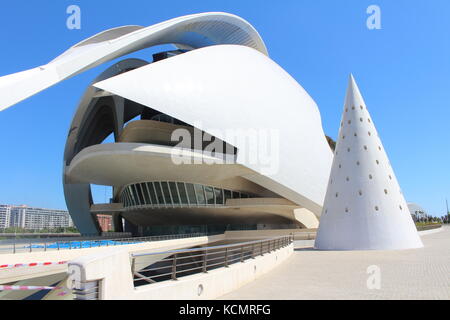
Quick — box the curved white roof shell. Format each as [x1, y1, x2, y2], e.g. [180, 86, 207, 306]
[0, 12, 267, 111]
[315, 75, 422, 250]
[0, 12, 334, 233]
[94, 45, 333, 215]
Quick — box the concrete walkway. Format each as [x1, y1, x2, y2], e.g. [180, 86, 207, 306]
[220, 226, 450, 300]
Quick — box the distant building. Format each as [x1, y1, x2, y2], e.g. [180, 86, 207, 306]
[407, 203, 428, 222]
[0, 205, 11, 229]
[0, 205, 74, 230]
[97, 215, 113, 232]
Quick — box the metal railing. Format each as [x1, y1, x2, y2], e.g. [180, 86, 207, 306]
[73, 280, 100, 300]
[131, 235, 293, 287]
[0, 232, 130, 239]
[0, 232, 212, 255]
[293, 231, 316, 240]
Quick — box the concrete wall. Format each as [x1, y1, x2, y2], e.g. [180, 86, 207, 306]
[68, 241, 293, 300]
[418, 226, 443, 236]
[1, 230, 297, 286]
[0, 234, 223, 284]
[224, 229, 316, 240]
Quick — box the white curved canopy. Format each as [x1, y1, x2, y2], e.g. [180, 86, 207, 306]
[93, 44, 333, 216]
[0, 12, 267, 112]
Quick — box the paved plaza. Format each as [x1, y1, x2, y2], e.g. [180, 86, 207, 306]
[220, 227, 450, 300]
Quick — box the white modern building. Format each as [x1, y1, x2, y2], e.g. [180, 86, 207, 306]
[0, 12, 334, 236]
[1, 12, 420, 247]
[0, 205, 11, 229]
[0, 204, 74, 230]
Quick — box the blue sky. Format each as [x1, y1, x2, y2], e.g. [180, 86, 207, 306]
[0, 0, 449, 216]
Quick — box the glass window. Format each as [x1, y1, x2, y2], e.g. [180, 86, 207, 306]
[177, 183, 188, 205]
[169, 182, 180, 205]
[133, 184, 142, 205]
[125, 186, 134, 207]
[160, 182, 171, 205]
[205, 186, 215, 205]
[154, 182, 165, 205]
[122, 183, 261, 207]
[141, 183, 151, 205]
[131, 185, 138, 205]
[130, 187, 137, 205]
[136, 184, 146, 205]
[194, 184, 206, 205]
[122, 189, 128, 207]
[186, 184, 197, 205]
[147, 183, 157, 205]
[127, 188, 133, 206]
[224, 190, 232, 203]
[130, 185, 140, 206]
[214, 188, 224, 205]
[121, 189, 129, 207]
[126, 186, 133, 206]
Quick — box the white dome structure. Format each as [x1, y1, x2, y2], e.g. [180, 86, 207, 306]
[0, 12, 333, 235]
[314, 75, 423, 250]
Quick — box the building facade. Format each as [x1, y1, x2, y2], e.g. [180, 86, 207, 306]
[97, 214, 113, 232]
[0, 12, 334, 236]
[0, 205, 74, 230]
[0, 205, 11, 229]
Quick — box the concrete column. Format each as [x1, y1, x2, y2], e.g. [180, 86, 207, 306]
[112, 214, 124, 233]
[112, 96, 125, 141]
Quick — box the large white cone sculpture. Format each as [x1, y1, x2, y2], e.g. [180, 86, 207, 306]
[314, 75, 423, 250]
